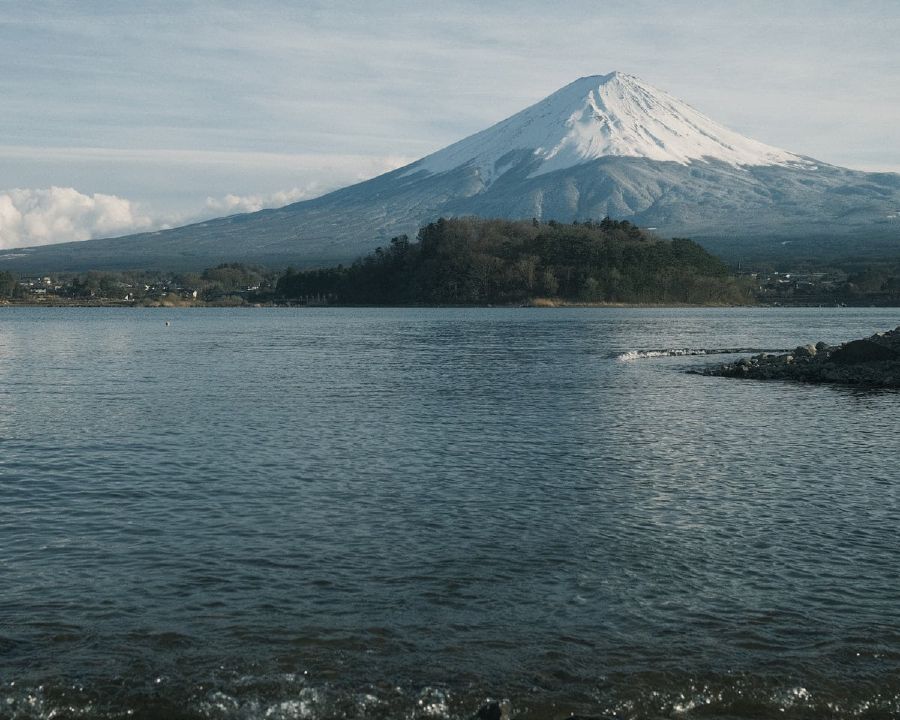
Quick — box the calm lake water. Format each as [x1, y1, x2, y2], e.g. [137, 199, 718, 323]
[1, 307, 899, 720]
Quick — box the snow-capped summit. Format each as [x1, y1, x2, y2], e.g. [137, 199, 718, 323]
[415, 72, 805, 182]
[3, 72, 898, 272]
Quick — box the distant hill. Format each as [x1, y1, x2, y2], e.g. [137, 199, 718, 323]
[2, 72, 898, 272]
[275, 217, 751, 306]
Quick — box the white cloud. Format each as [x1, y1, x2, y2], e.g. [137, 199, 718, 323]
[0, 186, 154, 250]
[204, 184, 322, 214]
[0, 177, 420, 251]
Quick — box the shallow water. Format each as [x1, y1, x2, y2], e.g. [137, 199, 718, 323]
[1, 307, 898, 719]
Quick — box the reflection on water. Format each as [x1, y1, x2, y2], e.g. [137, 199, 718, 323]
[1, 307, 899, 719]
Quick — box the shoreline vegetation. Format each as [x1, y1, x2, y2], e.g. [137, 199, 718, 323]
[274, 217, 752, 306]
[3, 217, 900, 308]
[0, 299, 753, 309]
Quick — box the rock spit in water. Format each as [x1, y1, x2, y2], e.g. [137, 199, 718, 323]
[694, 326, 900, 387]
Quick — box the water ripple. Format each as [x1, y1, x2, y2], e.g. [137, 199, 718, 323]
[1, 307, 899, 719]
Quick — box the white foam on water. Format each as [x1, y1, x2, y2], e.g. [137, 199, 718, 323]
[616, 348, 714, 361]
[416, 687, 450, 718]
[616, 347, 786, 361]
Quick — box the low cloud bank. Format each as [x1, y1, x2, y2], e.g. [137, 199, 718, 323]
[0, 185, 331, 250]
[204, 185, 321, 214]
[0, 187, 154, 250]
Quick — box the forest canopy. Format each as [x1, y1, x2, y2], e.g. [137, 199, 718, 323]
[275, 217, 751, 305]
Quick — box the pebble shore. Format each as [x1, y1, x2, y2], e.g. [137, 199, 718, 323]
[696, 326, 900, 387]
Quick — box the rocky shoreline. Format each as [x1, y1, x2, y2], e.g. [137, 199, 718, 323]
[695, 326, 900, 387]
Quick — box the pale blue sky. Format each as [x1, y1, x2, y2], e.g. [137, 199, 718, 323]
[1, 0, 898, 246]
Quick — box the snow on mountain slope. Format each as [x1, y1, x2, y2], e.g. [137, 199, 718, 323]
[2, 71, 897, 272]
[414, 72, 807, 183]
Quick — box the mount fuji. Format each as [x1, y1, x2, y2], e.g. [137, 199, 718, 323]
[3, 72, 899, 270]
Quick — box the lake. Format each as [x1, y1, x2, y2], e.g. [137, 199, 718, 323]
[1, 307, 898, 720]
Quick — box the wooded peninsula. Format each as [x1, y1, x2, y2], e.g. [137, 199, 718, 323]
[276, 217, 750, 305]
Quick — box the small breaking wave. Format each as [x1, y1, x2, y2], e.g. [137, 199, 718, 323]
[616, 348, 787, 361]
[2, 674, 898, 720]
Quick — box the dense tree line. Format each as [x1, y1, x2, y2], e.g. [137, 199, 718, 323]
[0, 271, 18, 298]
[843, 264, 900, 301]
[7, 220, 900, 307]
[276, 217, 751, 305]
